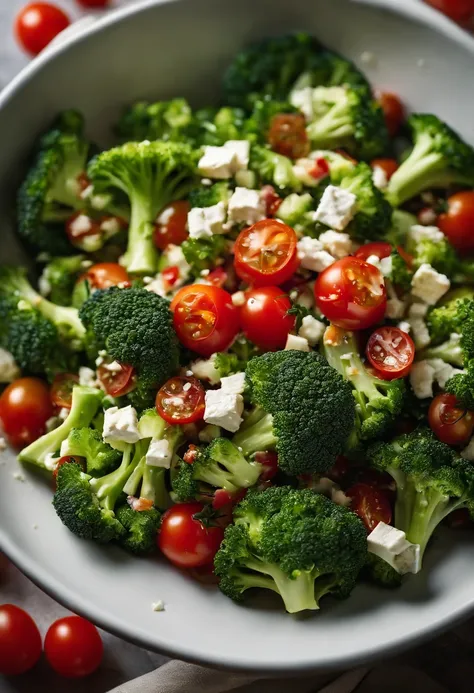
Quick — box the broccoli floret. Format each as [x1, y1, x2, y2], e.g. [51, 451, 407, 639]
[276, 193, 313, 227]
[389, 249, 413, 293]
[427, 290, 474, 344]
[62, 427, 121, 477]
[232, 350, 355, 476]
[87, 141, 197, 275]
[446, 369, 474, 410]
[368, 428, 474, 565]
[115, 504, 161, 555]
[420, 333, 463, 368]
[250, 146, 302, 193]
[387, 114, 474, 207]
[181, 236, 228, 276]
[188, 182, 230, 209]
[17, 111, 91, 255]
[19, 386, 103, 470]
[214, 337, 260, 378]
[214, 486, 367, 613]
[409, 236, 458, 277]
[172, 438, 262, 502]
[386, 210, 418, 248]
[195, 107, 247, 146]
[39, 255, 86, 306]
[115, 98, 195, 143]
[79, 287, 180, 409]
[363, 553, 402, 589]
[291, 49, 370, 92]
[323, 327, 405, 447]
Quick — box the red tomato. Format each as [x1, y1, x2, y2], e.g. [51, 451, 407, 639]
[44, 616, 103, 678]
[366, 327, 415, 380]
[207, 266, 227, 288]
[153, 201, 190, 251]
[0, 605, 42, 676]
[53, 455, 84, 481]
[97, 361, 136, 397]
[308, 157, 330, 181]
[326, 455, 352, 484]
[159, 502, 225, 569]
[0, 378, 53, 448]
[267, 113, 310, 160]
[212, 488, 247, 511]
[66, 212, 101, 245]
[445, 508, 473, 529]
[314, 257, 387, 331]
[438, 191, 474, 252]
[260, 185, 283, 216]
[234, 219, 299, 287]
[425, 0, 474, 21]
[254, 451, 279, 481]
[346, 483, 392, 533]
[171, 284, 240, 357]
[240, 286, 295, 351]
[156, 376, 205, 425]
[85, 263, 130, 290]
[371, 158, 399, 181]
[76, 0, 110, 6]
[162, 266, 180, 290]
[376, 92, 405, 137]
[50, 373, 79, 410]
[428, 393, 474, 446]
[15, 2, 70, 56]
[354, 241, 392, 262]
[128, 496, 154, 512]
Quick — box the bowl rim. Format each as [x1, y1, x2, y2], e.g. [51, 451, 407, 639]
[2, 0, 474, 673]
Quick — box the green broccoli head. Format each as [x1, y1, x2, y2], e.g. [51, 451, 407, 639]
[427, 291, 474, 345]
[181, 236, 228, 276]
[232, 350, 356, 476]
[62, 427, 121, 477]
[389, 249, 413, 293]
[188, 182, 230, 209]
[195, 107, 247, 146]
[115, 98, 196, 144]
[115, 504, 161, 555]
[410, 237, 458, 277]
[214, 337, 260, 378]
[387, 114, 474, 206]
[214, 486, 367, 613]
[39, 255, 87, 306]
[291, 49, 370, 92]
[424, 296, 474, 373]
[250, 146, 302, 193]
[363, 553, 402, 589]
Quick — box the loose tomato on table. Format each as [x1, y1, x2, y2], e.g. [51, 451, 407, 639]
[267, 113, 310, 160]
[371, 158, 399, 181]
[44, 616, 103, 678]
[376, 92, 405, 137]
[171, 284, 240, 357]
[234, 219, 299, 287]
[346, 483, 392, 533]
[156, 376, 205, 425]
[438, 191, 474, 252]
[0, 604, 42, 676]
[240, 286, 295, 351]
[0, 377, 53, 448]
[84, 263, 130, 290]
[153, 201, 190, 251]
[51, 373, 79, 409]
[97, 361, 136, 397]
[428, 393, 474, 446]
[158, 502, 225, 569]
[366, 327, 415, 381]
[15, 2, 70, 56]
[314, 256, 387, 331]
[425, 0, 474, 21]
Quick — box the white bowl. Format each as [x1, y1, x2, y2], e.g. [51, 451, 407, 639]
[1, 0, 474, 673]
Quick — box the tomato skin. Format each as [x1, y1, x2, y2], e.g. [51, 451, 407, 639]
[314, 257, 387, 331]
[260, 185, 282, 216]
[171, 284, 240, 357]
[15, 2, 70, 56]
[85, 263, 130, 290]
[346, 483, 392, 533]
[44, 616, 103, 678]
[376, 92, 405, 136]
[438, 191, 474, 252]
[267, 113, 310, 160]
[97, 362, 136, 398]
[371, 158, 398, 181]
[51, 373, 79, 410]
[240, 286, 295, 351]
[66, 212, 101, 246]
[254, 451, 279, 481]
[159, 503, 225, 569]
[366, 327, 415, 381]
[428, 393, 474, 446]
[153, 201, 190, 251]
[425, 0, 474, 21]
[354, 242, 392, 262]
[76, 0, 110, 7]
[0, 605, 42, 676]
[156, 376, 205, 425]
[0, 378, 53, 448]
[53, 455, 84, 481]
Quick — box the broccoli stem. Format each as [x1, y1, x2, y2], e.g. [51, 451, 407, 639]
[244, 557, 319, 613]
[90, 444, 137, 511]
[232, 412, 277, 458]
[121, 191, 158, 275]
[307, 100, 352, 148]
[419, 334, 463, 367]
[405, 488, 460, 558]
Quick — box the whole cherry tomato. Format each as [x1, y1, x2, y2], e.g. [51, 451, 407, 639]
[267, 113, 310, 160]
[44, 616, 103, 678]
[159, 502, 224, 569]
[0, 605, 42, 676]
[428, 393, 474, 446]
[156, 376, 205, 425]
[15, 2, 70, 56]
[0, 377, 53, 448]
[366, 326, 415, 380]
[438, 191, 474, 252]
[240, 286, 295, 351]
[346, 483, 392, 533]
[376, 92, 405, 136]
[425, 0, 474, 22]
[153, 201, 190, 251]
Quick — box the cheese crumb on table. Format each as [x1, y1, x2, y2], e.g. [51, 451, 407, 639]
[152, 600, 165, 612]
[0, 437, 6, 451]
[313, 185, 357, 231]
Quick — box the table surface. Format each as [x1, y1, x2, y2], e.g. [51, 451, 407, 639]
[1, 1, 474, 692]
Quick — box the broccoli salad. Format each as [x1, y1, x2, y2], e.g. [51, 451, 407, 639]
[2, 32, 474, 614]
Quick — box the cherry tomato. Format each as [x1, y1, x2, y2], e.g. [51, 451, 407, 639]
[212, 488, 247, 511]
[162, 266, 180, 290]
[44, 616, 103, 678]
[354, 241, 393, 262]
[76, 0, 110, 7]
[153, 201, 190, 251]
[0, 605, 42, 676]
[346, 483, 392, 533]
[376, 92, 405, 137]
[240, 286, 295, 351]
[234, 219, 299, 287]
[66, 212, 101, 245]
[15, 2, 70, 56]
[0, 377, 53, 448]
[371, 158, 398, 181]
[171, 284, 240, 357]
[267, 113, 310, 160]
[428, 393, 474, 446]
[189, 562, 220, 585]
[84, 263, 130, 290]
[53, 455, 84, 481]
[445, 508, 473, 529]
[159, 502, 224, 569]
[97, 361, 136, 398]
[260, 185, 283, 216]
[314, 257, 387, 331]
[438, 191, 474, 252]
[254, 450, 279, 481]
[308, 157, 330, 181]
[366, 327, 415, 380]
[326, 455, 352, 484]
[156, 376, 205, 425]
[207, 266, 227, 288]
[128, 497, 154, 512]
[50, 373, 79, 410]
[425, 0, 474, 21]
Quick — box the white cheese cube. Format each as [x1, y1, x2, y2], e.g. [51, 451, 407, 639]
[292, 158, 321, 188]
[0, 348, 20, 383]
[426, 358, 463, 389]
[313, 185, 357, 231]
[379, 256, 393, 277]
[227, 187, 265, 225]
[385, 281, 406, 320]
[103, 406, 140, 445]
[409, 224, 444, 244]
[198, 146, 236, 179]
[68, 214, 94, 238]
[146, 438, 172, 469]
[367, 522, 420, 575]
[407, 302, 431, 348]
[285, 334, 310, 352]
[318, 230, 353, 259]
[191, 354, 221, 385]
[187, 202, 227, 239]
[411, 264, 450, 306]
[298, 315, 326, 346]
[79, 366, 98, 388]
[204, 390, 244, 433]
[223, 140, 250, 170]
[289, 87, 314, 121]
[398, 321, 411, 334]
[231, 291, 246, 307]
[410, 361, 436, 399]
[372, 165, 388, 190]
[145, 276, 168, 297]
[297, 236, 335, 272]
[220, 372, 246, 395]
[165, 244, 191, 282]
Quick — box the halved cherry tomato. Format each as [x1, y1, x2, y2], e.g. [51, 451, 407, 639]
[0, 605, 42, 676]
[267, 113, 310, 160]
[254, 451, 279, 481]
[153, 201, 190, 251]
[371, 158, 398, 181]
[207, 267, 227, 288]
[308, 157, 330, 181]
[240, 286, 295, 351]
[376, 92, 405, 136]
[366, 327, 415, 381]
[15, 2, 70, 56]
[314, 257, 387, 331]
[260, 185, 283, 216]
[438, 191, 474, 252]
[156, 376, 205, 425]
[85, 263, 130, 290]
[0, 377, 53, 448]
[425, 0, 474, 21]
[66, 212, 101, 245]
[44, 616, 103, 678]
[171, 284, 240, 357]
[428, 393, 474, 446]
[234, 219, 299, 287]
[159, 502, 225, 569]
[354, 241, 393, 262]
[53, 455, 84, 481]
[326, 455, 352, 484]
[50, 373, 79, 409]
[97, 361, 136, 397]
[346, 483, 392, 533]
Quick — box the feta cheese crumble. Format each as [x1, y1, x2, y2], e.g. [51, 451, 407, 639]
[372, 165, 388, 190]
[289, 87, 314, 121]
[0, 348, 20, 383]
[223, 140, 250, 170]
[318, 230, 353, 259]
[284, 334, 310, 352]
[197, 146, 236, 179]
[410, 361, 436, 399]
[146, 438, 172, 469]
[204, 389, 244, 433]
[298, 315, 326, 346]
[79, 366, 99, 388]
[406, 302, 431, 348]
[409, 224, 444, 244]
[367, 522, 420, 575]
[0, 437, 6, 451]
[152, 600, 165, 612]
[68, 213, 93, 238]
[313, 185, 357, 231]
[103, 406, 140, 445]
[227, 187, 265, 225]
[187, 202, 227, 239]
[231, 291, 246, 307]
[190, 354, 221, 385]
[297, 236, 335, 272]
[411, 264, 450, 306]
[220, 372, 246, 395]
